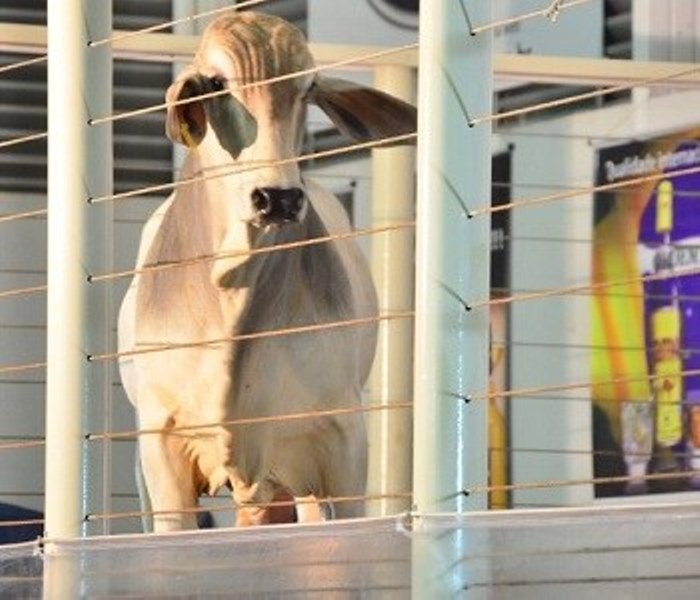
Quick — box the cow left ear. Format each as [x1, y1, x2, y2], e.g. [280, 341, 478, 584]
[309, 76, 416, 145]
[165, 70, 208, 148]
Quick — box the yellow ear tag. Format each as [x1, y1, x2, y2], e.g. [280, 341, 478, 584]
[180, 121, 197, 150]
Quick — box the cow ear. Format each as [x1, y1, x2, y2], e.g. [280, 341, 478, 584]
[309, 76, 416, 145]
[166, 71, 207, 148]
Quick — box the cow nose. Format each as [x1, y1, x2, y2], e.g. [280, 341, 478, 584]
[252, 187, 305, 225]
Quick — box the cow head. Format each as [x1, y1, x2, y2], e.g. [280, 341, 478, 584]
[165, 12, 416, 287]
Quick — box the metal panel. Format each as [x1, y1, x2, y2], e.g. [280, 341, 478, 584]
[0, 0, 173, 195]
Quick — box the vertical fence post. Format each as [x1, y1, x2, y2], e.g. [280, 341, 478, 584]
[367, 64, 417, 517]
[45, 0, 112, 549]
[412, 0, 492, 594]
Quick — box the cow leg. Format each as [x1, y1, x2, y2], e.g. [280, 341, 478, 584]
[235, 505, 270, 527]
[294, 495, 325, 523]
[231, 474, 272, 527]
[138, 432, 198, 532]
[326, 416, 368, 521]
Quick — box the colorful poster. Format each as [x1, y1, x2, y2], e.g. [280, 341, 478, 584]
[489, 301, 509, 509]
[592, 128, 700, 497]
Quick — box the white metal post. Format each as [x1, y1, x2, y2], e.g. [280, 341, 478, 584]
[367, 64, 417, 517]
[412, 0, 492, 594]
[45, 0, 112, 545]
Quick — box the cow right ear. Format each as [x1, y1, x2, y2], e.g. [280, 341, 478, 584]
[166, 70, 208, 148]
[309, 76, 416, 146]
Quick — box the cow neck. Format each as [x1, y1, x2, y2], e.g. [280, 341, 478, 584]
[136, 154, 226, 342]
[229, 202, 354, 342]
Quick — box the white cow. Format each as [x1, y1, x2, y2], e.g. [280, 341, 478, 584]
[118, 12, 416, 532]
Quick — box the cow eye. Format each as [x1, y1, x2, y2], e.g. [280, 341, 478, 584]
[209, 76, 226, 92]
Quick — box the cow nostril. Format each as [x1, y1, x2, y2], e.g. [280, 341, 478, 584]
[283, 188, 304, 217]
[252, 188, 273, 216]
[252, 187, 305, 224]
[288, 188, 304, 213]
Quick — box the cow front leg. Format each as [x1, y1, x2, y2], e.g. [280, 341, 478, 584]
[138, 433, 198, 532]
[230, 474, 288, 527]
[294, 495, 325, 523]
[235, 505, 270, 527]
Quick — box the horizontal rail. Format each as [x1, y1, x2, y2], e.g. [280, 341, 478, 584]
[3, 23, 700, 87]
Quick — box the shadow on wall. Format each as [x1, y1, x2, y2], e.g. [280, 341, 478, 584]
[0, 503, 42, 545]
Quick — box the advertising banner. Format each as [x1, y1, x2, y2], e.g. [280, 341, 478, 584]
[592, 128, 700, 497]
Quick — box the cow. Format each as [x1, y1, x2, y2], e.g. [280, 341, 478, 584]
[117, 11, 416, 533]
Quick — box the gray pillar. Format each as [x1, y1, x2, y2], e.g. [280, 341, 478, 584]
[45, 0, 112, 549]
[412, 0, 492, 594]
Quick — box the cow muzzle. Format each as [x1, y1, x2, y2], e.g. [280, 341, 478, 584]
[252, 187, 306, 226]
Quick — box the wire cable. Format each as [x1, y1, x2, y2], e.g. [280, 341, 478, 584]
[85, 492, 412, 523]
[471, 263, 700, 311]
[0, 378, 44, 386]
[88, 132, 417, 205]
[471, 163, 700, 217]
[0, 208, 47, 226]
[0, 132, 48, 152]
[3, 43, 416, 160]
[0, 518, 43, 529]
[496, 394, 695, 406]
[88, 311, 413, 364]
[0, 361, 46, 377]
[488, 446, 700, 461]
[504, 233, 700, 248]
[464, 469, 700, 496]
[491, 285, 700, 305]
[0, 54, 47, 77]
[88, 0, 274, 49]
[88, 43, 419, 128]
[0, 403, 412, 450]
[470, 366, 700, 403]
[88, 401, 412, 442]
[11, 29, 699, 156]
[470, 0, 594, 35]
[494, 129, 636, 143]
[492, 180, 700, 200]
[494, 338, 700, 356]
[0, 439, 45, 451]
[88, 221, 415, 284]
[469, 64, 700, 127]
[0, 284, 47, 302]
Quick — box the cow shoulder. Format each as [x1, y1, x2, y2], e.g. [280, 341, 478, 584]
[304, 178, 353, 236]
[135, 171, 224, 342]
[135, 195, 174, 270]
[304, 179, 377, 317]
